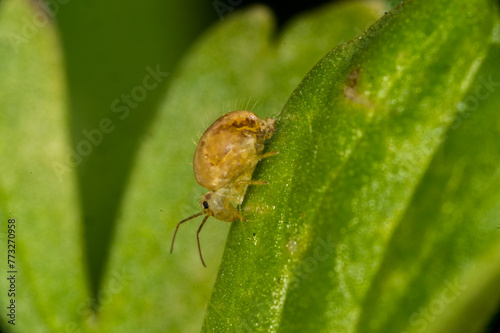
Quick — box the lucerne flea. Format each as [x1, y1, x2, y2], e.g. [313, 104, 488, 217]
[170, 110, 277, 267]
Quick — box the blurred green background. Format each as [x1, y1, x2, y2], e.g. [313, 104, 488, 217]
[55, 0, 216, 300]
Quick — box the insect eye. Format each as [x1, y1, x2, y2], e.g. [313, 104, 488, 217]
[203, 201, 209, 209]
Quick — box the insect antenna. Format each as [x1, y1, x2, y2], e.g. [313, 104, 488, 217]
[197, 215, 210, 267]
[170, 212, 204, 254]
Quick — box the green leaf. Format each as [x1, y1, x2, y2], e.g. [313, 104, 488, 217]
[358, 43, 500, 333]
[384, 0, 403, 9]
[0, 0, 88, 331]
[94, 2, 386, 332]
[202, 0, 499, 332]
[55, 0, 216, 294]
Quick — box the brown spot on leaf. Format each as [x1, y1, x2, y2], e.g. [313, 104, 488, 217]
[343, 68, 374, 109]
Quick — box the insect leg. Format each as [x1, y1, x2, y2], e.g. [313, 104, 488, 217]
[254, 151, 278, 161]
[170, 212, 204, 254]
[197, 215, 210, 267]
[237, 180, 268, 185]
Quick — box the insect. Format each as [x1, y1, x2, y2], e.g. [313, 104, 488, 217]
[170, 110, 277, 267]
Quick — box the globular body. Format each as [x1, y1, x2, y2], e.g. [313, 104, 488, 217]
[171, 110, 276, 266]
[194, 111, 275, 221]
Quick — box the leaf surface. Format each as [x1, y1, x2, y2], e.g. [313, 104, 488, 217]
[203, 0, 499, 332]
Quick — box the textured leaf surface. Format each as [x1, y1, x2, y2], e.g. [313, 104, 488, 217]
[203, 0, 499, 332]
